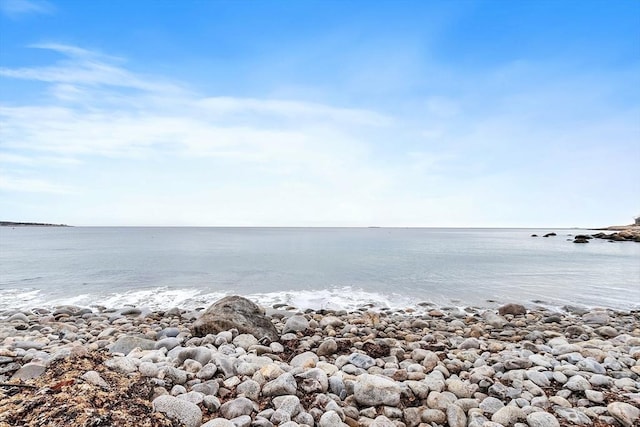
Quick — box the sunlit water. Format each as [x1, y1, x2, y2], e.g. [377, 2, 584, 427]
[1, 227, 638, 312]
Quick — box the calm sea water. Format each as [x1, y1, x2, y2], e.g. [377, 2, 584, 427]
[0, 227, 638, 312]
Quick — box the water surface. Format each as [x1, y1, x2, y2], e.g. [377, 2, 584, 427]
[1, 227, 638, 311]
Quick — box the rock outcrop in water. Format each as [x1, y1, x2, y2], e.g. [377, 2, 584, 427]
[191, 296, 279, 342]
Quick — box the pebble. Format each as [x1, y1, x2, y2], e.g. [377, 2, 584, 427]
[152, 395, 202, 427]
[491, 405, 525, 426]
[607, 402, 640, 427]
[565, 374, 592, 391]
[11, 362, 46, 380]
[527, 412, 560, 427]
[1, 303, 639, 427]
[262, 372, 297, 396]
[283, 315, 309, 334]
[219, 397, 255, 419]
[202, 419, 235, 427]
[354, 374, 401, 406]
[554, 407, 592, 425]
[80, 370, 109, 388]
[446, 403, 467, 427]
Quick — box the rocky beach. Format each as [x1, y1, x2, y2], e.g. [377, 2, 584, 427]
[1, 297, 639, 427]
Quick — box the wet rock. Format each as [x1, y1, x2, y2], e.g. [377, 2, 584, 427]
[498, 303, 526, 316]
[191, 295, 279, 342]
[582, 311, 610, 325]
[483, 311, 507, 328]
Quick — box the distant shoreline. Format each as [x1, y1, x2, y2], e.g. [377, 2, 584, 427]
[594, 223, 640, 231]
[0, 221, 70, 227]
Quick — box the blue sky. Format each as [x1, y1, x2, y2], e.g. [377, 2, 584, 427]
[0, 0, 638, 226]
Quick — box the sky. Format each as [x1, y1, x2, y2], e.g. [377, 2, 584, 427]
[0, 0, 638, 227]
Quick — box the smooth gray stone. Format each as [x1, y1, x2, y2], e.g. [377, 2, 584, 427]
[11, 362, 46, 380]
[354, 374, 401, 406]
[262, 372, 297, 397]
[108, 336, 155, 355]
[282, 315, 309, 334]
[527, 412, 560, 427]
[608, 402, 640, 427]
[219, 397, 255, 419]
[152, 395, 202, 427]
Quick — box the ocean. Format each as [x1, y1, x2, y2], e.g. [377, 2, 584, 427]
[0, 227, 638, 313]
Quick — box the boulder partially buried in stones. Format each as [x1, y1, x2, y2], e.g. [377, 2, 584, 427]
[498, 303, 526, 316]
[191, 295, 279, 342]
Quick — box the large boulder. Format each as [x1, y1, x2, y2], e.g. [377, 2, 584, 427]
[498, 303, 526, 316]
[191, 296, 279, 342]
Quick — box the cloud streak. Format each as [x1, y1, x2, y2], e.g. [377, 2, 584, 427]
[0, 174, 77, 194]
[0, 0, 52, 18]
[0, 44, 397, 224]
[1, 43, 638, 226]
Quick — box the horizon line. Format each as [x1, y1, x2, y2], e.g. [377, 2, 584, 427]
[1, 221, 620, 230]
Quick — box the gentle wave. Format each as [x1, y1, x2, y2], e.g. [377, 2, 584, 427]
[0, 286, 444, 313]
[2, 227, 638, 313]
[1, 285, 637, 314]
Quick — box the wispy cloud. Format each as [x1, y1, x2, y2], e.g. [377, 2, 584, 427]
[0, 45, 392, 162]
[0, 0, 53, 18]
[0, 174, 77, 194]
[0, 44, 395, 214]
[1, 43, 638, 226]
[0, 43, 183, 93]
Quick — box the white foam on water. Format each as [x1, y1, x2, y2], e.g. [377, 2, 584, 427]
[98, 288, 208, 310]
[0, 285, 432, 313]
[176, 285, 434, 313]
[245, 286, 419, 312]
[2, 284, 635, 314]
[0, 288, 43, 311]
